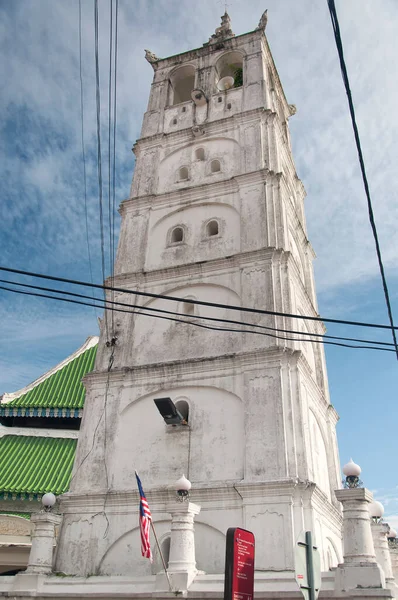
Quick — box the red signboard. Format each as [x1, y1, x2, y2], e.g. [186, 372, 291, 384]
[224, 528, 255, 600]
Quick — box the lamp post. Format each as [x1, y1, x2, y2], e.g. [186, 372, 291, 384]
[335, 461, 386, 591]
[369, 500, 397, 590]
[159, 475, 200, 591]
[26, 493, 62, 575]
[388, 528, 398, 548]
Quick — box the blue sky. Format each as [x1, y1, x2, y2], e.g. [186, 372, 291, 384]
[0, 1, 397, 524]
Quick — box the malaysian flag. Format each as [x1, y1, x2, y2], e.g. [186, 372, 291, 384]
[135, 472, 153, 561]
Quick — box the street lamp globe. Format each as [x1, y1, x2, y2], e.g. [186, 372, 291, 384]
[369, 500, 384, 522]
[41, 492, 56, 510]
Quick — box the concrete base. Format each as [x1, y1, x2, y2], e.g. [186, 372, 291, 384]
[335, 562, 386, 591]
[11, 571, 46, 593]
[156, 569, 198, 592]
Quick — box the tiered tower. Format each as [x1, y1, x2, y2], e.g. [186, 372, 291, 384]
[56, 12, 343, 577]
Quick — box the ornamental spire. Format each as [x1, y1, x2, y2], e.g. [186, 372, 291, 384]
[206, 12, 235, 45]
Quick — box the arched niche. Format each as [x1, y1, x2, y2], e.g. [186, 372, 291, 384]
[325, 536, 341, 569]
[169, 65, 195, 105]
[195, 522, 226, 573]
[205, 219, 219, 237]
[214, 51, 244, 90]
[112, 384, 244, 488]
[195, 147, 205, 161]
[178, 295, 197, 321]
[146, 201, 239, 270]
[169, 225, 185, 244]
[210, 159, 221, 173]
[99, 520, 171, 576]
[175, 398, 189, 423]
[130, 282, 241, 364]
[99, 520, 226, 576]
[157, 137, 240, 193]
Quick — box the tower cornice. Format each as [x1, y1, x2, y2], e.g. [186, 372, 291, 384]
[120, 168, 281, 214]
[132, 107, 274, 154]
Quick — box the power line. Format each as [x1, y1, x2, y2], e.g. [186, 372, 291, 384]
[327, 0, 398, 360]
[111, 0, 119, 335]
[0, 264, 397, 333]
[0, 281, 394, 354]
[94, 0, 109, 338]
[107, 0, 114, 335]
[78, 0, 97, 314]
[1, 277, 393, 349]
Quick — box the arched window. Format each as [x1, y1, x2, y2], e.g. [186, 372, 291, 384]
[171, 226, 184, 244]
[214, 51, 244, 91]
[170, 65, 195, 105]
[179, 166, 189, 181]
[161, 537, 171, 566]
[206, 220, 219, 237]
[152, 535, 171, 574]
[210, 159, 221, 173]
[175, 400, 189, 423]
[178, 295, 197, 322]
[182, 301, 195, 316]
[195, 148, 205, 161]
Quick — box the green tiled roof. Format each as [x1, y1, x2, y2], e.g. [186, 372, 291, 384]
[0, 345, 97, 418]
[0, 512, 30, 520]
[0, 436, 77, 499]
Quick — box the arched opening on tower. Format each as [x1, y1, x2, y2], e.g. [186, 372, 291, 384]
[214, 51, 244, 90]
[206, 220, 219, 237]
[152, 535, 171, 574]
[175, 399, 189, 423]
[161, 536, 171, 566]
[195, 147, 205, 161]
[210, 159, 221, 173]
[170, 65, 195, 105]
[179, 166, 189, 181]
[171, 226, 184, 244]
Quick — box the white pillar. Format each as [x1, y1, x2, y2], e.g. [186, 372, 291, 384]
[156, 501, 200, 592]
[372, 522, 397, 591]
[390, 547, 398, 581]
[26, 511, 62, 574]
[334, 488, 386, 591]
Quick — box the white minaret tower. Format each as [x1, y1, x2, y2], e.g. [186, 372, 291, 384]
[56, 12, 343, 578]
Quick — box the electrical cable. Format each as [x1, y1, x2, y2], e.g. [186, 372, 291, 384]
[94, 0, 109, 338]
[0, 278, 393, 349]
[78, 0, 97, 314]
[0, 283, 394, 354]
[0, 264, 397, 333]
[327, 0, 398, 360]
[107, 0, 114, 335]
[111, 0, 119, 336]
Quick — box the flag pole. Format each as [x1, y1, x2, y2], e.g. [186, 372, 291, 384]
[150, 520, 173, 592]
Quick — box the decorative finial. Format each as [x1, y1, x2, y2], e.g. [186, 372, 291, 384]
[144, 49, 159, 65]
[174, 474, 192, 502]
[342, 458, 363, 488]
[257, 9, 268, 31]
[206, 12, 235, 46]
